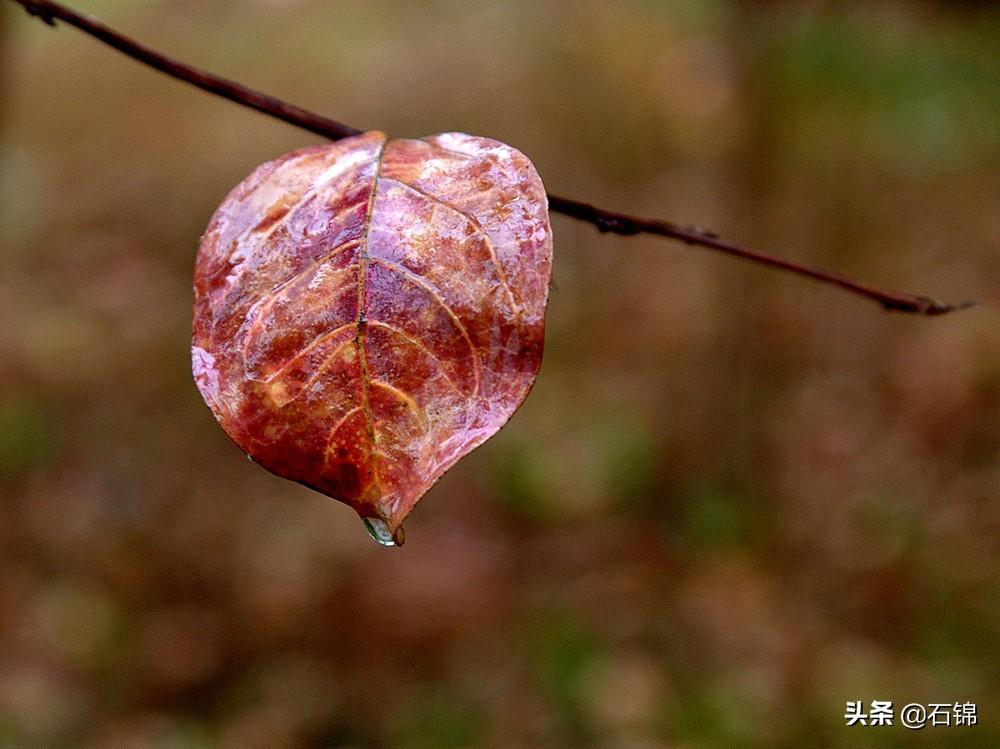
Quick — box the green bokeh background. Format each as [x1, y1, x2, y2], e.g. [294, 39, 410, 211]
[1, 1, 998, 746]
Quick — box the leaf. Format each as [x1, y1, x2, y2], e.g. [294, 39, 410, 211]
[192, 131, 553, 545]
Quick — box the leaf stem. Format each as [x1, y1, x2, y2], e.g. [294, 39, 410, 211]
[8, 0, 977, 316]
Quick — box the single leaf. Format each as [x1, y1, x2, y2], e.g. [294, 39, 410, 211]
[192, 131, 553, 545]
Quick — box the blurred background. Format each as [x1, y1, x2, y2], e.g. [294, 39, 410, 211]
[1, 0, 998, 746]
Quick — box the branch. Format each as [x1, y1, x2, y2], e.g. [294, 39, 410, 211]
[546, 196, 978, 315]
[11, 0, 361, 141]
[9, 0, 977, 316]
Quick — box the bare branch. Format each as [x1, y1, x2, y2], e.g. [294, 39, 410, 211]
[547, 196, 978, 315]
[11, 0, 361, 141]
[8, 0, 978, 316]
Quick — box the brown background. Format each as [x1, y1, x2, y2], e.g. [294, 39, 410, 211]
[1, 0, 998, 747]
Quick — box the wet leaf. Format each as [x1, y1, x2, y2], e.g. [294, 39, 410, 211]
[192, 131, 553, 545]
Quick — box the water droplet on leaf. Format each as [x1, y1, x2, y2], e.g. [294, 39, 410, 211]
[363, 517, 404, 547]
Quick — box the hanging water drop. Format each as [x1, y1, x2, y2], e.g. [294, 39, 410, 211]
[362, 517, 404, 547]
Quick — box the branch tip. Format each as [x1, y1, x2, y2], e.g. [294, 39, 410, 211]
[915, 297, 980, 316]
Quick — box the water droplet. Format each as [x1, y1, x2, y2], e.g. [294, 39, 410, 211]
[363, 517, 398, 546]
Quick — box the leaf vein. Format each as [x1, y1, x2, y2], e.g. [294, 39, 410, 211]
[368, 321, 467, 397]
[382, 176, 519, 316]
[368, 256, 482, 396]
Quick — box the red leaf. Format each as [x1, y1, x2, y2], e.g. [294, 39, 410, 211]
[192, 131, 553, 545]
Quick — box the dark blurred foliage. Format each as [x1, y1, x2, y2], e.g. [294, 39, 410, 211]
[1, 1, 999, 747]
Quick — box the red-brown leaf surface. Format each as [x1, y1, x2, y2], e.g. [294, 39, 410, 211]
[192, 131, 553, 545]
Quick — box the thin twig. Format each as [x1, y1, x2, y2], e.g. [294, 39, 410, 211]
[547, 196, 978, 315]
[8, 0, 977, 315]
